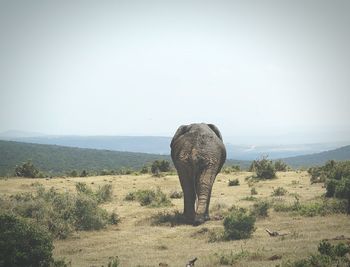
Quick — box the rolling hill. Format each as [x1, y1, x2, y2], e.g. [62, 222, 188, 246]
[282, 145, 350, 168]
[0, 140, 349, 176]
[0, 140, 170, 176]
[1, 133, 345, 160]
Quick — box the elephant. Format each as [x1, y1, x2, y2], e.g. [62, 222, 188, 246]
[170, 123, 226, 225]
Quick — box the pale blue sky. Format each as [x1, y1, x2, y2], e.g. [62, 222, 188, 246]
[0, 0, 349, 144]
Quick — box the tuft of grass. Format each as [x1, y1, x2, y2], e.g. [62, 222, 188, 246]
[169, 190, 183, 199]
[228, 178, 240, 186]
[240, 196, 258, 201]
[151, 210, 186, 227]
[271, 187, 288, 196]
[251, 187, 258, 195]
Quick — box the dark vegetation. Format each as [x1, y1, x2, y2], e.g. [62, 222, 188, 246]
[249, 157, 277, 179]
[0, 183, 118, 239]
[209, 206, 256, 242]
[309, 160, 350, 213]
[284, 240, 350, 266]
[2, 140, 350, 176]
[273, 196, 347, 216]
[0, 214, 69, 267]
[228, 178, 240, 186]
[0, 140, 171, 176]
[124, 188, 172, 207]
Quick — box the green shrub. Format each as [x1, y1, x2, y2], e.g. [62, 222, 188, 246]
[15, 161, 40, 178]
[80, 170, 88, 177]
[251, 201, 270, 217]
[76, 182, 94, 195]
[105, 256, 120, 267]
[74, 194, 109, 230]
[0, 186, 117, 239]
[223, 207, 256, 240]
[96, 184, 113, 203]
[274, 160, 289, 171]
[312, 161, 350, 213]
[250, 157, 276, 179]
[151, 160, 171, 175]
[136, 189, 156, 206]
[228, 179, 240, 186]
[127, 188, 172, 207]
[140, 165, 150, 174]
[241, 196, 257, 201]
[273, 197, 347, 216]
[284, 240, 350, 266]
[76, 182, 113, 204]
[222, 165, 240, 174]
[0, 214, 54, 267]
[271, 187, 288, 196]
[217, 250, 250, 265]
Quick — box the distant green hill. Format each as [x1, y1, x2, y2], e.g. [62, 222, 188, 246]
[1, 140, 349, 176]
[282, 145, 350, 168]
[0, 140, 170, 176]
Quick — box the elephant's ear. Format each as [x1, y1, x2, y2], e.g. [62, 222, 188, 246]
[170, 125, 189, 148]
[207, 124, 223, 141]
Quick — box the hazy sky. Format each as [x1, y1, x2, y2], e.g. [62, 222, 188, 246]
[0, 0, 349, 144]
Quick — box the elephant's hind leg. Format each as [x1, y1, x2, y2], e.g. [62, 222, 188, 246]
[176, 165, 196, 224]
[194, 166, 218, 225]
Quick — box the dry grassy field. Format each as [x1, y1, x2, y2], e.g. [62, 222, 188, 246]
[1, 171, 349, 266]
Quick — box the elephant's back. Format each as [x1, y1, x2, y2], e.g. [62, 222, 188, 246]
[170, 123, 226, 166]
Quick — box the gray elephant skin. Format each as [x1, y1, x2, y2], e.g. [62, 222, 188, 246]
[170, 123, 226, 225]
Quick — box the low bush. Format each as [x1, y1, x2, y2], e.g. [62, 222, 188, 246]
[228, 179, 240, 186]
[216, 250, 250, 265]
[104, 256, 120, 267]
[0, 213, 53, 267]
[273, 197, 347, 216]
[271, 187, 288, 196]
[241, 196, 257, 201]
[14, 161, 40, 178]
[151, 160, 171, 175]
[274, 160, 289, 171]
[76, 182, 113, 204]
[126, 188, 172, 207]
[222, 165, 240, 174]
[0, 185, 117, 239]
[74, 194, 109, 230]
[96, 184, 113, 203]
[249, 157, 276, 179]
[309, 161, 350, 213]
[223, 207, 256, 240]
[283, 240, 350, 266]
[251, 201, 270, 217]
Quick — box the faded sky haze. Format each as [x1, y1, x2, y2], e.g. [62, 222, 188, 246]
[0, 0, 349, 144]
